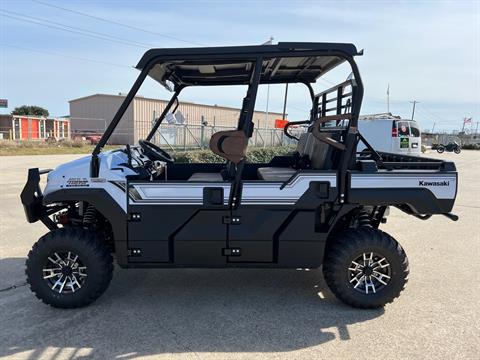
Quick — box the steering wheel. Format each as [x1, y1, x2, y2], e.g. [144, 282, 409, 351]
[138, 140, 174, 163]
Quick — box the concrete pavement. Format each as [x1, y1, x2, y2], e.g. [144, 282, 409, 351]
[0, 151, 479, 359]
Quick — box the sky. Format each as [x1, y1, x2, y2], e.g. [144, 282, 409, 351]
[1, 0, 479, 132]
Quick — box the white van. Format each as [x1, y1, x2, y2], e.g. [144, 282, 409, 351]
[357, 114, 421, 155]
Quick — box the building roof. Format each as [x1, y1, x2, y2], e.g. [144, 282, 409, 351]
[135, 42, 361, 88]
[69, 93, 284, 115]
[0, 114, 68, 121]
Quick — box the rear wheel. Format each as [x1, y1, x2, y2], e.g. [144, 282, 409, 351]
[323, 228, 408, 308]
[454, 147, 461, 154]
[26, 228, 113, 308]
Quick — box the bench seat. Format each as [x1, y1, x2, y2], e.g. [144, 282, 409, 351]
[187, 173, 224, 182]
[257, 167, 296, 181]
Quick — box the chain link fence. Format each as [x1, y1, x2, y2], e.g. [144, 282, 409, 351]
[148, 123, 305, 151]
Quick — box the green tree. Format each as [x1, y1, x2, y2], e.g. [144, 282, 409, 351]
[11, 105, 49, 117]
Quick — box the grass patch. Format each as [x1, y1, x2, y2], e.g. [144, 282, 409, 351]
[0, 140, 118, 156]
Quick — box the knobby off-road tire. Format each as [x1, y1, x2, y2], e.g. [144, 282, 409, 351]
[26, 228, 113, 308]
[323, 228, 409, 309]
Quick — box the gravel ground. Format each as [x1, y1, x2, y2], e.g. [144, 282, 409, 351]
[0, 151, 479, 360]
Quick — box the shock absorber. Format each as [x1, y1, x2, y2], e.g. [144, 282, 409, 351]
[83, 204, 97, 226]
[357, 210, 372, 227]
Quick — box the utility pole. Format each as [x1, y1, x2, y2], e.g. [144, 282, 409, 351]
[261, 36, 274, 148]
[410, 100, 419, 120]
[475, 121, 479, 134]
[282, 83, 289, 120]
[431, 122, 436, 133]
[264, 84, 270, 148]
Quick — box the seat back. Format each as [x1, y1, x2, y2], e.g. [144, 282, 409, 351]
[296, 133, 309, 155]
[295, 131, 334, 169]
[308, 135, 332, 169]
[292, 132, 313, 169]
[209, 130, 248, 164]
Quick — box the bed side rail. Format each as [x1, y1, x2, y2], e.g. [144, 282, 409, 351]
[358, 151, 456, 171]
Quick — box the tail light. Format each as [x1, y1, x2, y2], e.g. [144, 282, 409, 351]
[391, 126, 398, 137]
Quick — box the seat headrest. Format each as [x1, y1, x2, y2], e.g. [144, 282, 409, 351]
[209, 130, 248, 164]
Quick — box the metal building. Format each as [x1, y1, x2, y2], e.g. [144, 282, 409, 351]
[70, 94, 284, 145]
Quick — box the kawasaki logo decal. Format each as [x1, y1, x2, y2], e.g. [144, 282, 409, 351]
[419, 180, 450, 186]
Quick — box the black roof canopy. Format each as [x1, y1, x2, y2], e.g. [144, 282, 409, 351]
[135, 42, 362, 88]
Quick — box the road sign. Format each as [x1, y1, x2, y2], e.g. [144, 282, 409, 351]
[0, 99, 7, 108]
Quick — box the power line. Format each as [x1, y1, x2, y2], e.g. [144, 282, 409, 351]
[2, 43, 133, 68]
[318, 77, 336, 86]
[31, 0, 206, 46]
[414, 106, 438, 123]
[1, 9, 150, 48]
[417, 103, 450, 123]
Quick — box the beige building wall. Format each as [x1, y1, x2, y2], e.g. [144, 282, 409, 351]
[133, 97, 282, 142]
[70, 95, 134, 144]
[70, 94, 283, 145]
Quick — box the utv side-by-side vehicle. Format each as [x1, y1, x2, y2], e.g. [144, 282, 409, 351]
[21, 42, 458, 309]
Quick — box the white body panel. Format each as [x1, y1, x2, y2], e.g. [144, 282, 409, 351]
[241, 175, 337, 205]
[129, 174, 337, 206]
[44, 150, 135, 212]
[132, 183, 231, 205]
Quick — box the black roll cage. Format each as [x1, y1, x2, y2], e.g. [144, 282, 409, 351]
[90, 44, 365, 186]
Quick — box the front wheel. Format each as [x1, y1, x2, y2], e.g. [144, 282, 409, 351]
[437, 146, 445, 153]
[454, 147, 461, 154]
[26, 228, 113, 308]
[323, 228, 409, 309]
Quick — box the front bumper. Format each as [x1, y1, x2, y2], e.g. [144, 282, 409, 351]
[20, 168, 56, 229]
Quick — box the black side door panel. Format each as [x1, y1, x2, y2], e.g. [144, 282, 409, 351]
[228, 208, 291, 263]
[173, 210, 228, 265]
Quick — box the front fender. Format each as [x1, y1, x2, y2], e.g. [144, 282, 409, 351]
[43, 188, 129, 267]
